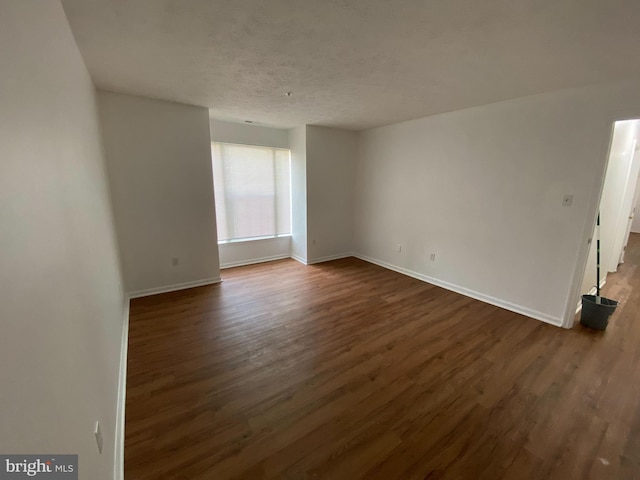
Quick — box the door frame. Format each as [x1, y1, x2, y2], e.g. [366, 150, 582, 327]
[562, 113, 640, 328]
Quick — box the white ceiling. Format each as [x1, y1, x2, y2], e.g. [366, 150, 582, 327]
[61, 0, 640, 130]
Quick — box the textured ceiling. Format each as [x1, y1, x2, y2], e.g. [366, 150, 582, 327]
[61, 0, 640, 130]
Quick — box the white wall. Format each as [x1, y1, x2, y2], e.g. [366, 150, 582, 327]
[219, 237, 291, 268]
[354, 80, 640, 327]
[0, 2, 125, 479]
[633, 183, 640, 233]
[99, 92, 220, 296]
[306, 126, 358, 263]
[211, 119, 292, 268]
[210, 119, 288, 149]
[289, 126, 308, 263]
[579, 235, 600, 298]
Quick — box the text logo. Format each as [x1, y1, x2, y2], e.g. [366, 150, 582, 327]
[0, 456, 77, 479]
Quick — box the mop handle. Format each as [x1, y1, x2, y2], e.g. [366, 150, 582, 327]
[596, 213, 600, 299]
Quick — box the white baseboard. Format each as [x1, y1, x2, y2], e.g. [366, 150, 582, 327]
[290, 253, 308, 265]
[575, 278, 607, 314]
[353, 253, 562, 327]
[128, 277, 222, 299]
[307, 252, 353, 265]
[113, 297, 129, 480]
[220, 253, 290, 269]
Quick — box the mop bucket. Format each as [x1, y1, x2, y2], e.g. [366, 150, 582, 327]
[580, 294, 619, 330]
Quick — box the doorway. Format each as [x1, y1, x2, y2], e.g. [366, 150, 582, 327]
[575, 119, 640, 320]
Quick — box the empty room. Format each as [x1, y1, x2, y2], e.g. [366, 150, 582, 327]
[2, 1, 640, 479]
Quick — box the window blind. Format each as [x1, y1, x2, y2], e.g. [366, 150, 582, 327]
[212, 142, 291, 242]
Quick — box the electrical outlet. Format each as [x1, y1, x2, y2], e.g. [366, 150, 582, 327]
[94, 421, 103, 454]
[430, 253, 436, 262]
[562, 194, 573, 207]
[396, 244, 402, 253]
[172, 257, 179, 266]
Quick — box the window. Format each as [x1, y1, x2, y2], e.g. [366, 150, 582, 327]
[212, 142, 291, 242]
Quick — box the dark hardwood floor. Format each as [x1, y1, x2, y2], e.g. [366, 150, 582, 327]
[125, 234, 640, 479]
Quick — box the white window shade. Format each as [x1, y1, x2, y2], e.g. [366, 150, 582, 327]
[212, 142, 291, 242]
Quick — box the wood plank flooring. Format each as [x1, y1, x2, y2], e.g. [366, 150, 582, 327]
[125, 234, 640, 479]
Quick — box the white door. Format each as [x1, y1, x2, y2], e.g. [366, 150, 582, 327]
[620, 206, 636, 263]
[617, 146, 640, 265]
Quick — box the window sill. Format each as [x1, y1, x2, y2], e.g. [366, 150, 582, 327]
[218, 234, 291, 245]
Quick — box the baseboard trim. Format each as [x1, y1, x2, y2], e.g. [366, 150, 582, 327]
[575, 279, 607, 315]
[353, 253, 562, 327]
[128, 277, 222, 299]
[113, 297, 129, 480]
[220, 254, 290, 269]
[290, 253, 308, 265]
[307, 252, 353, 265]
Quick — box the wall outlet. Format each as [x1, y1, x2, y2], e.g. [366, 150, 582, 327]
[395, 244, 402, 253]
[171, 257, 179, 266]
[430, 253, 436, 262]
[562, 194, 573, 207]
[94, 421, 103, 454]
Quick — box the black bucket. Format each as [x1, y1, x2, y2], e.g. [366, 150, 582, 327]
[580, 294, 618, 330]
